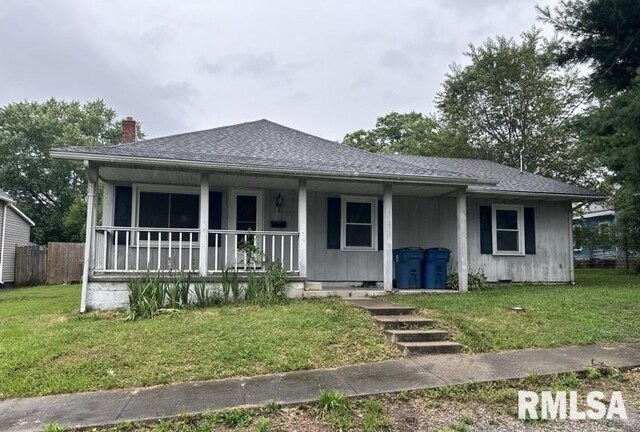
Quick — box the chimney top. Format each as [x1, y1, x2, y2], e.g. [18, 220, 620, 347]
[121, 116, 137, 144]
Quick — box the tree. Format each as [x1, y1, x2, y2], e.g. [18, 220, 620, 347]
[0, 99, 125, 244]
[435, 29, 604, 188]
[538, 0, 640, 96]
[540, 0, 640, 269]
[343, 111, 469, 157]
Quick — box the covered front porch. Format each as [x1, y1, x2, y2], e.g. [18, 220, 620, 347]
[81, 163, 471, 310]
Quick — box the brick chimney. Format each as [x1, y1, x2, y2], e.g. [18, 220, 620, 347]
[121, 116, 137, 143]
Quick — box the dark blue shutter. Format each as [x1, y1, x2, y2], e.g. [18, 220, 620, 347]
[479, 206, 492, 254]
[378, 200, 383, 251]
[114, 186, 132, 244]
[524, 207, 536, 255]
[208, 191, 222, 247]
[327, 197, 341, 249]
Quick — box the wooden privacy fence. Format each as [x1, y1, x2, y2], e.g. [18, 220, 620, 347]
[15, 242, 85, 287]
[15, 245, 47, 286]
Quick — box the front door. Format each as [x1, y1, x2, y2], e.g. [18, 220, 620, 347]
[229, 189, 263, 267]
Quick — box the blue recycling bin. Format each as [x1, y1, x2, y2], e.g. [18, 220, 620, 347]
[393, 248, 424, 289]
[423, 248, 451, 289]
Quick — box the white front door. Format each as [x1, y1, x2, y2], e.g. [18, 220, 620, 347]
[229, 189, 263, 267]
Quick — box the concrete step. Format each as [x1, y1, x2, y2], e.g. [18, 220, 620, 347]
[384, 329, 449, 343]
[397, 341, 463, 356]
[373, 315, 435, 329]
[361, 305, 416, 316]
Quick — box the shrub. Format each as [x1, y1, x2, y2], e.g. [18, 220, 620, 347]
[127, 273, 165, 320]
[193, 281, 222, 308]
[446, 271, 487, 291]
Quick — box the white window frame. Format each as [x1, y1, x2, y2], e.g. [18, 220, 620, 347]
[492, 204, 525, 256]
[131, 183, 201, 245]
[340, 195, 378, 251]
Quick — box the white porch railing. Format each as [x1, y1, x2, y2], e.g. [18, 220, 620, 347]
[94, 226, 299, 274]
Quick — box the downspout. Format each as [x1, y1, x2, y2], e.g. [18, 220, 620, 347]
[0, 203, 6, 284]
[568, 205, 575, 285]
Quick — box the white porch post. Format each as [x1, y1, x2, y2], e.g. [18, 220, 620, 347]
[80, 162, 98, 313]
[297, 179, 307, 277]
[383, 184, 393, 291]
[456, 188, 468, 292]
[199, 174, 210, 276]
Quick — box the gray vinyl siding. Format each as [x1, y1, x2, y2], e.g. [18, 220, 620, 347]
[103, 184, 572, 283]
[467, 198, 572, 283]
[1, 204, 32, 283]
[308, 192, 572, 284]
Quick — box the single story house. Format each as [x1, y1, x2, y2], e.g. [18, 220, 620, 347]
[0, 190, 35, 286]
[51, 119, 603, 311]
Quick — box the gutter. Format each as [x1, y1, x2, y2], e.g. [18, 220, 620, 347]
[50, 150, 499, 187]
[0, 203, 6, 284]
[468, 188, 606, 202]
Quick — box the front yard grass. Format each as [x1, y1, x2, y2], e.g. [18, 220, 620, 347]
[0, 286, 396, 399]
[393, 268, 640, 352]
[1, 268, 638, 400]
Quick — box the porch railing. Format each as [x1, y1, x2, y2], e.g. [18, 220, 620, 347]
[94, 226, 299, 274]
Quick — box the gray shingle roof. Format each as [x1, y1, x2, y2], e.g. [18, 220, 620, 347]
[0, 189, 13, 203]
[388, 154, 602, 198]
[54, 120, 480, 183]
[53, 119, 602, 198]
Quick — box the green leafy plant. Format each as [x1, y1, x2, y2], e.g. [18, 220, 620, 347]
[210, 407, 253, 427]
[193, 281, 221, 308]
[317, 390, 349, 419]
[126, 273, 165, 320]
[255, 417, 272, 432]
[222, 267, 242, 301]
[446, 271, 487, 291]
[43, 423, 65, 432]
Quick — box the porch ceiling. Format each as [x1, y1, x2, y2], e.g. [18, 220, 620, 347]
[99, 166, 458, 197]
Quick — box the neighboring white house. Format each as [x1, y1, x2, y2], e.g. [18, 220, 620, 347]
[0, 190, 35, 286]
[51, 119, 604, 311]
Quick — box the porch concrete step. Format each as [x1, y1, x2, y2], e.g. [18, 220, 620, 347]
[373, 315, 435, 330]
[384, 329, 449, 343]
[362, 305, 416, 316]
[397, 341, 463, 356]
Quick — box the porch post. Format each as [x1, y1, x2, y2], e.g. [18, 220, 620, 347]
[456, 188, 468, 292]
[199, 174, 210, 276]
[383, 184, 393, 291]
[297, 179, 307, 277]
[80, 162, 98, 313]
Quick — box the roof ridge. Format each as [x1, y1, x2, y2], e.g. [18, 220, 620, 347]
[107, 119, 267, 148]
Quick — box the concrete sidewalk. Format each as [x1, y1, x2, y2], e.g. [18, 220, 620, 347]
[2, 343, 640, 431]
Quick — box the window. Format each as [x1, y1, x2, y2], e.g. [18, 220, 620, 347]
[492, 204, 524, 255]
[341, 196, 377, 251]
[136, 187, 199, 241]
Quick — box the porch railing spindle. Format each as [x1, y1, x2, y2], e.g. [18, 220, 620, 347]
[125, 231, 129, 271]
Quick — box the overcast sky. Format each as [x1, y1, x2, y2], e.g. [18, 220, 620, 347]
[1, 0, 558, 141]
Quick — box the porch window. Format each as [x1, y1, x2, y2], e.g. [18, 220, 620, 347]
[341, 196, 377, 251]
[492, 204, 524, 255]
[138, 191, 199, 240]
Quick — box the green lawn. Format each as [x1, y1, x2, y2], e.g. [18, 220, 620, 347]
[0, 286, 396, 399]
[394, 268, 640, 352]
[1, 268, 638, 400]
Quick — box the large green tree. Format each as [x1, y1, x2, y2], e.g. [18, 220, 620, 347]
[343, 111, 469, 157]
[435, 30, 604, 188]
[540, 0, 640, 264]
[0, 99, 123, 244]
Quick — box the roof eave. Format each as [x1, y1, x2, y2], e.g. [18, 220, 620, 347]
[50, 150, 499, 187]
[469, 189, 606, 201]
